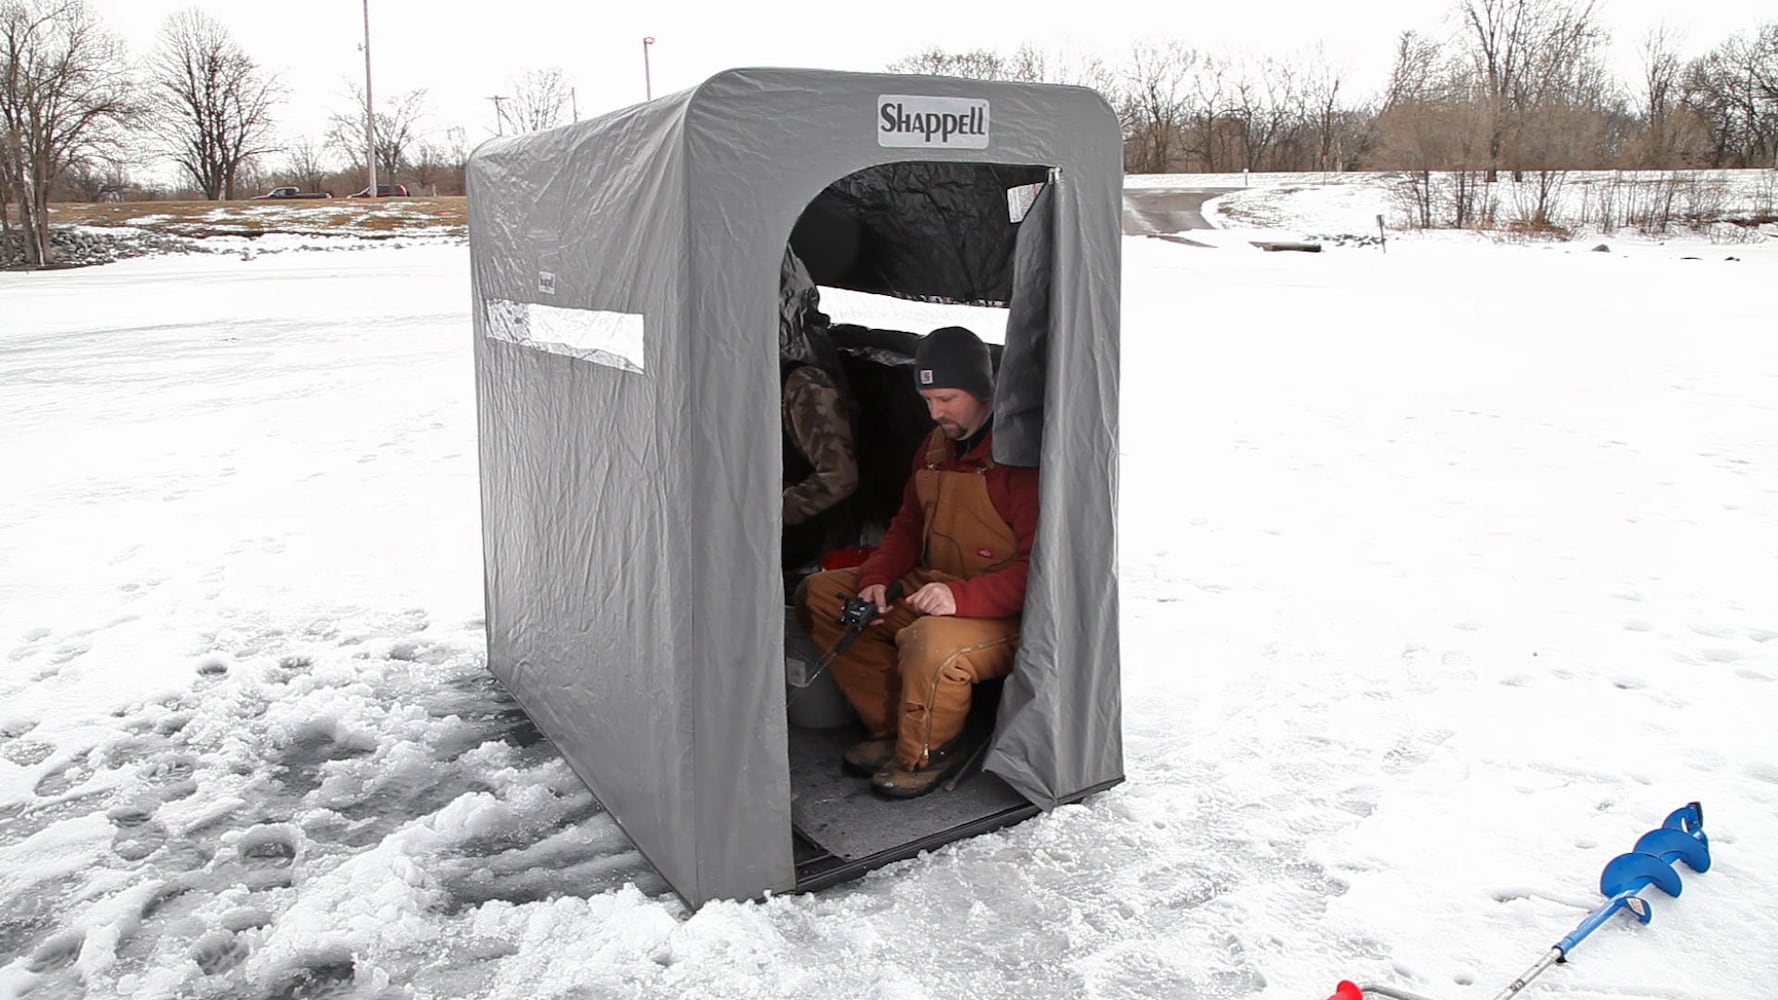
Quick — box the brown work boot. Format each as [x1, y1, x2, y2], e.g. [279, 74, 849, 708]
[869, 739, 976, 800]
[842, 737, 897, 777]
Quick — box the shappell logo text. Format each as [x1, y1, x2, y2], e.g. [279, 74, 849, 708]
[876, 95, 991, 149]
[880, 102, 986, 142]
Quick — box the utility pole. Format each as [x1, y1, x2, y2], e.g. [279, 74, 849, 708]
[487, 95, 508, 136]
[643, 36, 654, 101]
[361, 0, 377, 198]
[571, 87, 578, 123]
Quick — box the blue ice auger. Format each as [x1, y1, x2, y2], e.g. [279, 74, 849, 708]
[1326, 802, 1712, 1000]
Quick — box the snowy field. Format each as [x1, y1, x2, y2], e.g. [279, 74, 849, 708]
[2, 205, 1776, 1000]
[1129, 169, 1778, 243]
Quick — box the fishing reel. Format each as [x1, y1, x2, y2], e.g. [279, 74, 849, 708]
[833, 580, 903, 629]
[834, 592, 881, 629]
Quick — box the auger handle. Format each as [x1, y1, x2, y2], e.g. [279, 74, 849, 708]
[1557, 891, 1653, 955]
[1488, 948, 1564, 1000]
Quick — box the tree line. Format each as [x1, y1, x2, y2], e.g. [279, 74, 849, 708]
[894, 1, 1777, 178]
[4, 0, 1776, 265]
[1, 0, 559, 266]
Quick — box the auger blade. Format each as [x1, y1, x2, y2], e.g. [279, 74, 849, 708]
[1634, 827, 1711, 874]
[1664, 802, 1703, 834]
[1599, 851, 1683, 899]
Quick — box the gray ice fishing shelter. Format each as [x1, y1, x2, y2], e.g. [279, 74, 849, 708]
[466, 67, 1122, 908]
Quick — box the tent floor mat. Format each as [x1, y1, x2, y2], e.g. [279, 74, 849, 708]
[787, 722, 1035, 889]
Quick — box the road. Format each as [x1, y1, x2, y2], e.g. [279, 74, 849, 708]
[1121, 187, 1240, 235]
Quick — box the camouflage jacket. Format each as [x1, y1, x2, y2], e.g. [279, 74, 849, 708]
[781, 365, 858, 526]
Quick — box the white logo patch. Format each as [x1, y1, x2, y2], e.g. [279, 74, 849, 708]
[919, 369, 934, 385]
[878, 95, 990, 149]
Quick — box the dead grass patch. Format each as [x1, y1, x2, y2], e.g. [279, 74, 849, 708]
[1504, 217, 1575, 240]
[47, 196, 467, 236]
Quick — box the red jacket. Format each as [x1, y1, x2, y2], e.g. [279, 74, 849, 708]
[857, 424, 1040, 619]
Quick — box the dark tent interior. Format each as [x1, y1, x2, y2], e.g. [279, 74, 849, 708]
[779, 160, 1052, 891]
[790, 161, 1050, 304]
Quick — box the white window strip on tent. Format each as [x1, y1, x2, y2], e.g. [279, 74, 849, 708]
[484, 299, 646, 373]
[816, 287, 1009, 345]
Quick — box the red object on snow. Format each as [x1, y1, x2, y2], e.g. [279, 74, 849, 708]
[819, 545, 874, 571]
[1326, 983, 1364, 1000]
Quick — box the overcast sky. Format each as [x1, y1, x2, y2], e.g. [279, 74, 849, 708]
[83, 0, 1775, 177]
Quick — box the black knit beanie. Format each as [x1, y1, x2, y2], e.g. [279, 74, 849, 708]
[913, 326, 993, 401]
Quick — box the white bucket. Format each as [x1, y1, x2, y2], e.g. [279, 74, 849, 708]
[784, 606, 857, 729]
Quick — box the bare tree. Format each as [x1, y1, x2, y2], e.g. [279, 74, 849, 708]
[1682, 23, 1778, 168]
[887, 47, 1008, 80]
[1119, 41, 1196, 172]
[1002, 43, 1054, 83]
[505, 67, 570, 133]
[281, 136, 330, 192]
[1381, 31, 1445, 112]
[1001, 43, 1115, 89]
[145, 8, 280, 200]
[230, 156, 269, 197]
[56, 151, 128, 199]
[412, 125, 468, 195]
[0, 0, 134, 266]
[1299, 50, 1356, 171]
[888, 43, 1117, 93]
[2, 128, 20, 261]
[1, 76, 14, 261]
[1457, 0, 1607, 178]
[1178, 52, 1228, 171]
[1459, 0, 1532, 174]
[1223, 54, 1308, 171]
[1630, 24, 1686, 166]
[1509, 9, 1617, 218]
[935, 39, 1374, 174]
[326, 85, 427, 178]
[1375, 34, 1492, 226]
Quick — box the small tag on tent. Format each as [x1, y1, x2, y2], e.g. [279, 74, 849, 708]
[1006, 183, 1043, 223]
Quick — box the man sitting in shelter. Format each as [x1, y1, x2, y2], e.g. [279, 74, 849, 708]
[799, 326, 1038, 799]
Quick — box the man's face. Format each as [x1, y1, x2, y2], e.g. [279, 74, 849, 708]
[919, 387, 991, 441]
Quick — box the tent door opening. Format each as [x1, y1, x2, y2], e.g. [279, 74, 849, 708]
[774, 159, 1056, 891]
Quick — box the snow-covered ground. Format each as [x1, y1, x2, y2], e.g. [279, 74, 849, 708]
[1129, 169, 1778, 245]
[2, 196, 1776, 1000]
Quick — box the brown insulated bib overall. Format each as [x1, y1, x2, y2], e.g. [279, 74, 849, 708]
[805, 429, 1022, 768]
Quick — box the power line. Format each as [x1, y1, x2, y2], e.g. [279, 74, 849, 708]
[487, 95, 509, 136]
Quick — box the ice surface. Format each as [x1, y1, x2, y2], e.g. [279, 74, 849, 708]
[1, 196, 1775, 999]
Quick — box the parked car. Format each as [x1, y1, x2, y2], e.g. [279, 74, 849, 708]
[347, 184, 408, 198]
[250, 186, 332, 200]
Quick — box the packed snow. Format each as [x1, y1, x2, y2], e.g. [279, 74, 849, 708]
[1193, 169, 1778, 245]
[1, 181, 1775, 1000]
